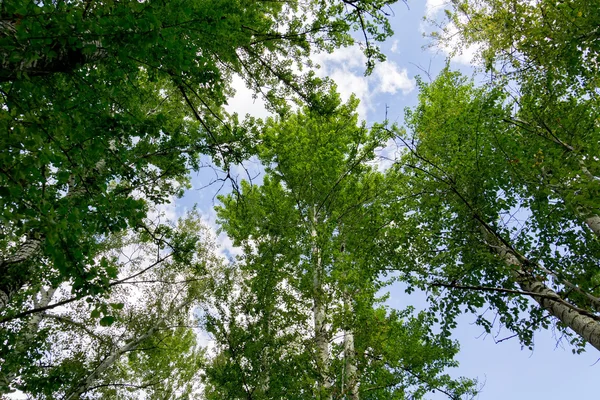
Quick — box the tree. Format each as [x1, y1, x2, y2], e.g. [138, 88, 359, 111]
[0, 211, 217, 397]
[0, 0, 398, 315]
[392, 68, 600, 352]
[206, 95, 477, 399]
[441, 0, 599, 93]
[442, 0, 600, 234]
[401, 0, 600, 352]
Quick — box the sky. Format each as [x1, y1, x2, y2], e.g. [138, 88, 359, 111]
[170, 0, 600, 398]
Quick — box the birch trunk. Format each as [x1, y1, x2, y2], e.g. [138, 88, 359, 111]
[311, 210, 331, 399]
[0, 286, 56, 393]
[0, 236, 43, 310]
[65, 300, 188, 400]
[343, 293, 359, 400]
[0, 163, 106, 311]
[585, 215, 600, 237]
[483, 229, 600, 351]
[65, 328, 159, 400]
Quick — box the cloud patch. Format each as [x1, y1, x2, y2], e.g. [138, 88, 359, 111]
[314, 46, 415, 121]
[225, 75, 271, 120]
[373, 61, 415, 95]
[421, 1, 481, 67]
[425, 0, 449, 17]
[434, 21, 482, 66]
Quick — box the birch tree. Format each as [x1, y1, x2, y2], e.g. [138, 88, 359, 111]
[0, 211, 217, 398]
[0, 0, 398, 316]
[392, 0, 600, 352]
[207, 95, 477, 399]
[444, 0, 600, 238]
[393, 69, 600, 352]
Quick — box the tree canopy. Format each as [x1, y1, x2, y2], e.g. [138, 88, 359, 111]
[393, 69, 600, 352]
[209, 95, 476, 399]
[2, 0, 600, 398]
[0, 0, 397, 313]
[400, 0, 600, 352]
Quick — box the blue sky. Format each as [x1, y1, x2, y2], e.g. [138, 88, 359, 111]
[171, 0, 600, 398]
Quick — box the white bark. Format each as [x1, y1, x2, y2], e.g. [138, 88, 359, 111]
[311, 210, 331, 399]
[0, 286, 56, 393]
[343, 294, 359, 400]
[1, 236, 42, 266]
[65, 328, 158, 400]
[0, 236, 43, 309]
[30, 287, 57, 334]
[585, 215, 600, 237]
[1, 166, 106, 310]
[485, 231, 600, 351]
[532, 260, 600, 311]
[65, 300, 189, 400]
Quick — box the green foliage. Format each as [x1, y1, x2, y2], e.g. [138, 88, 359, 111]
[208, 99, 477, 398]
[0, 0, 398, 314]
[396, 65, 600, 351]
[447, 0, 600, 91]
[0, 211, 217, 398]
[0, 1, 402, 396]
[413, 0, 600, 351]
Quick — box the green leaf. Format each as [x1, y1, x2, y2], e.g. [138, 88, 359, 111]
[99, 316, 115, 327]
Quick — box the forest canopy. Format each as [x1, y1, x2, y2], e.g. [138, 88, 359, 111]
[1, 0, 599, 398]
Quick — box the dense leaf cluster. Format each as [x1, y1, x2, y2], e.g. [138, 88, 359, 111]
[2, 0, 600, 398]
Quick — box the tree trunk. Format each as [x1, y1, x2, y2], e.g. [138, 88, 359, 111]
[0, 164, 106, 311]
[0, 286, 56, 393]
[585, 215, 600, 237]
[64, 300, 188, 400]
[483, 228, 600, 351]
[65, 327, 159, 400]
[0, 236, 43, 310]
[311, 210, 331, 399]
[343, 293, 359, 400]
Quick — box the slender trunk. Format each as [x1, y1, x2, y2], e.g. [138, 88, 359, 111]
[343, 293, 358, 400]
[29, 287, 57, 335]
[0, 236, 43, 310]
[585, 215, 600, 237]
[311, 209, 330, 399]
[483, 228, 600, 351]
[65, 328, 159, 400]
[0, 163, 106, 311]
[0, 286, 56, 393]
[65, 300, 188, 400]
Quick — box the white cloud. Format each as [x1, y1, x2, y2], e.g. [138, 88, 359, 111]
[200, 207, 244, 260]
[313, 46, 415, 121]
[425, 0, 449, 18]
[315, 45, 367, 70]
[225, 75, 271, 120]
[154, 197, 178, 222]
[373, 61, 415, 95]
[435, 21, 482, 66]
[390, 40, 400, 54]
[372, 138, 402, 172]
[313, 46, 371, 120]
[328, 69, 371, 119]
[420, 1, 482, 67]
